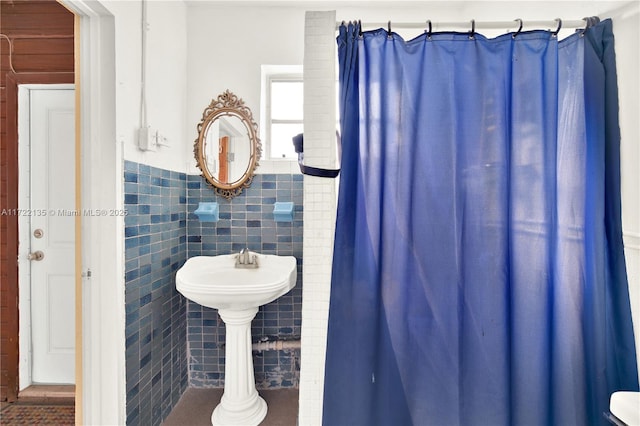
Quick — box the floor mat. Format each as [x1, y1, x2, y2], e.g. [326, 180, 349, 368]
[0, 404, 74, 425]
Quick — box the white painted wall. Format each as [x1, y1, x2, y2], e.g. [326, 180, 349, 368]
[186, 3, 305, 175]
[100, 0, 188, 172]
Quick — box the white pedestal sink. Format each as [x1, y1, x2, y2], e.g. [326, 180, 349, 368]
[176, 253, 297, 426]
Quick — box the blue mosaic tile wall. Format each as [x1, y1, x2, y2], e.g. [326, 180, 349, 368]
[186, 173, 304, 388]
[124, 161, 188, 426]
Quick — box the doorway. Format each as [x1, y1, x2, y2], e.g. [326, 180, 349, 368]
[2, 1, 122, 422]
[17, 85, 76, 390]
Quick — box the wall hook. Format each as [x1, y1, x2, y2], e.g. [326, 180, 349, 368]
[469, 19, 475, 39]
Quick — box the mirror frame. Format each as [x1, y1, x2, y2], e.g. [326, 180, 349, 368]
[194, 90, 261, 199]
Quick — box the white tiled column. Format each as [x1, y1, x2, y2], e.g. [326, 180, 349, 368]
[299, 10, 337, 426]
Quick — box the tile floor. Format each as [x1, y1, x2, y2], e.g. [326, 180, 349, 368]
[1, 385, 75, 425]
[0, 402, 75, 425]
[163, 388, 298, 426]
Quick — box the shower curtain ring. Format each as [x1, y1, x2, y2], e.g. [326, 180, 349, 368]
[512, 18, 523, 38]
[552, 18, 562, 37]
[425, 20, 433, 39]
[579, 17, 594, 37]
[469, 19, 475, 39]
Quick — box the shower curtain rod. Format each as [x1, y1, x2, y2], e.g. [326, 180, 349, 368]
[336, 18, 590, 32]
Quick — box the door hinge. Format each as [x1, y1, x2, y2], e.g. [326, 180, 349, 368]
[82, 269, 92, 278]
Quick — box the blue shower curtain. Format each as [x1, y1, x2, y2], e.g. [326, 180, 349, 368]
[324, 19, 638, 426]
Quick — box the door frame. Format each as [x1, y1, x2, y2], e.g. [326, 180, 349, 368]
[58, 1, 124, 424]
[5, 73, 75, 403]
[17, 84, 76, 390]
[5, 1, 123, 423]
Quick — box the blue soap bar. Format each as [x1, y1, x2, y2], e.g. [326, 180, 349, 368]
[194, 202, 219, 222]
[273, 202, 294, 222]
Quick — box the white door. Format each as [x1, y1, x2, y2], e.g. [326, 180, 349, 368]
[29, 88, 76, 384]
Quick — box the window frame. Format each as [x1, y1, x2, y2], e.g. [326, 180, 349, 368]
[263, 70, 303, 161]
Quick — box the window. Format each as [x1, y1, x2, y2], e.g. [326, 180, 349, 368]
[263, 69, 303, 160]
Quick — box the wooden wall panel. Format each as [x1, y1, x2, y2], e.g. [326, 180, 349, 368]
[0, 0, 74, 402]
[1, 1, 74, 34]
[0, 38, 9, 86]
[11, 53, 74, 72]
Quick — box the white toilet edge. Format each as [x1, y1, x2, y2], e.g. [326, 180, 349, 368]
[609, 391, 640, 425]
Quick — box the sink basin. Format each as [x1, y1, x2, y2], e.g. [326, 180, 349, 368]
[176, 253, 297, 310]
[175, 253, 297, 426]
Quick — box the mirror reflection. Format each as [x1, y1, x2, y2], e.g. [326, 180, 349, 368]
[203, 115, 251, 185]
[194, 90, 261, 199]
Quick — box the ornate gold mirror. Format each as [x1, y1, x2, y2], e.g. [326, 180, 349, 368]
[194, 90, 261, 199]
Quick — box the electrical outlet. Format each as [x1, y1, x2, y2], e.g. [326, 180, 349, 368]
[155, 131, 170, 147]
[137, 126, 156, 151]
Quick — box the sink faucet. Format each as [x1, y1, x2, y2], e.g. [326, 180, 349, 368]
[236, 247, 259, 268]
[239, 248, 250, 264]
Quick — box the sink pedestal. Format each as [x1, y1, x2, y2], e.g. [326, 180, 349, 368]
[211, 307, 267, 426]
